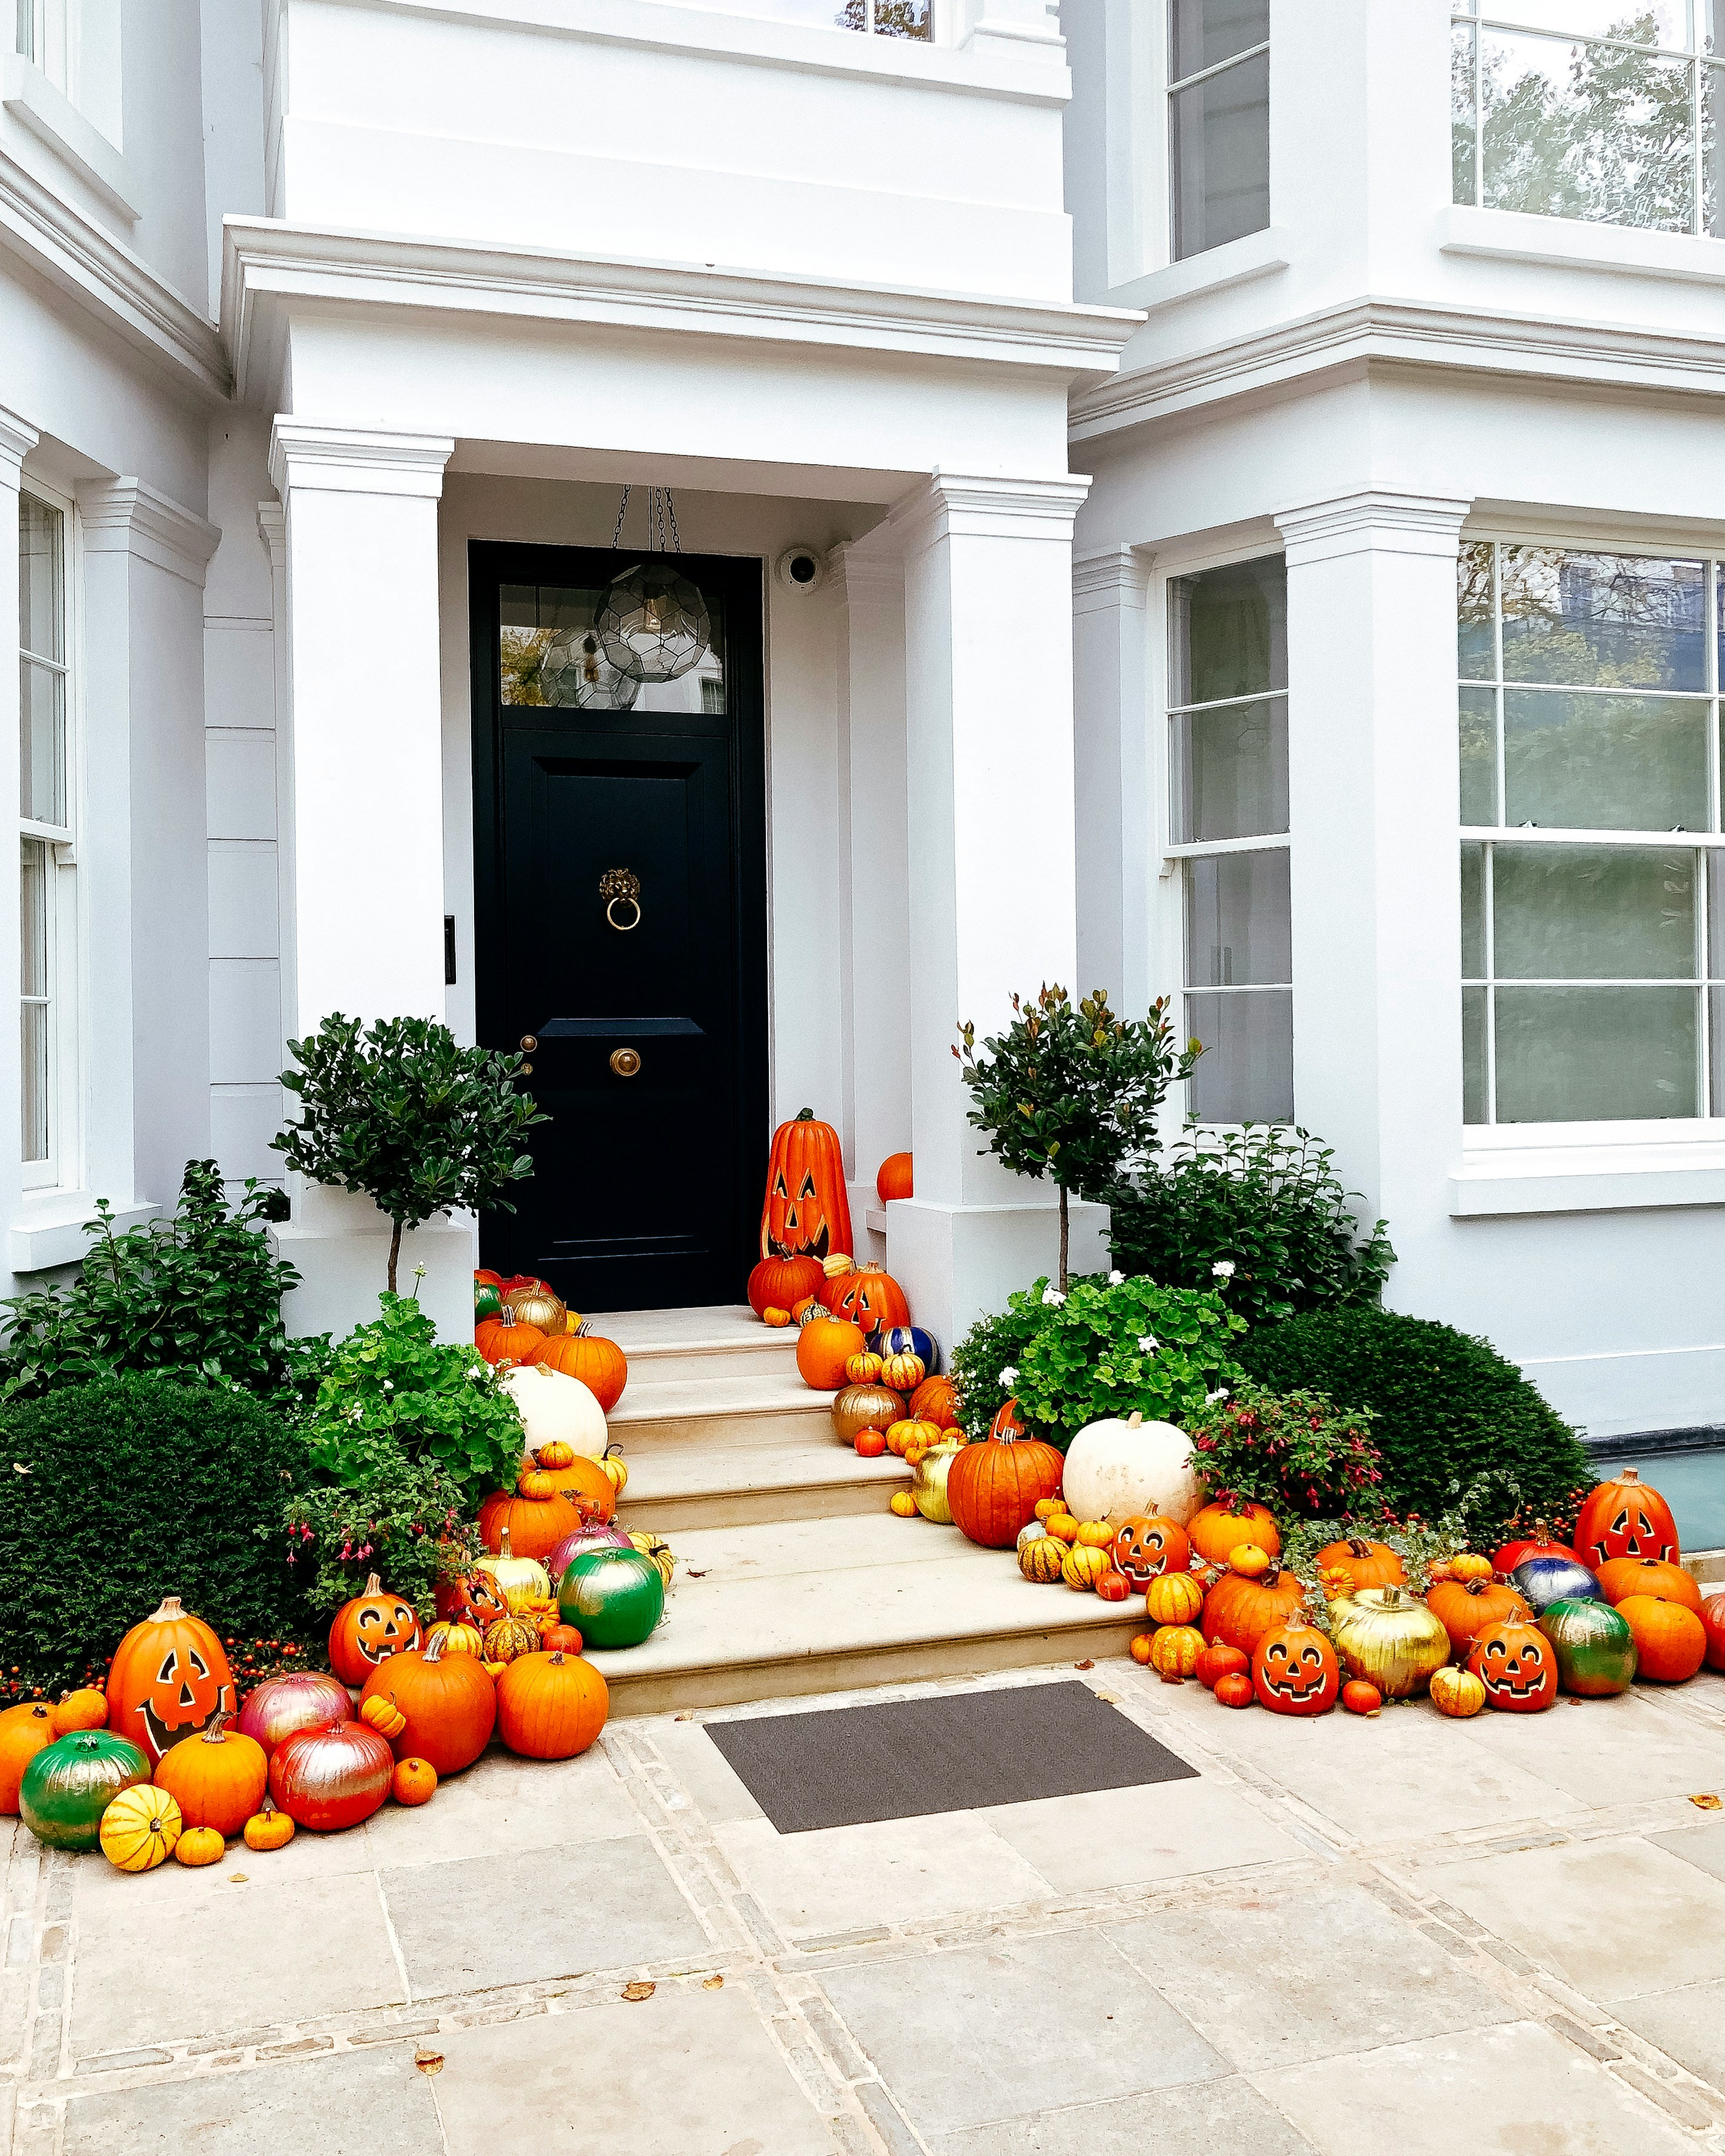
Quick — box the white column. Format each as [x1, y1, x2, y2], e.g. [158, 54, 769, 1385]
[267, 420, 471, 1342]
[886, 469, 1108, 1350]
[0, 408, 38, 1274]
[1274, 489, 1472, 1284]
[1073, 543, 1154, 1018]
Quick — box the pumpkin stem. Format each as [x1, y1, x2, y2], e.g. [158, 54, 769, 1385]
[1128, 1411, 1143, 1428]
[498, 1527, 514, 1561]
[363, 1572, 383, 1595]
[201, 1712, 232, 1744]
[549, 1652, 564, 1666]
[148, 1595, 185, 1622]
[1347, 1538, 1370, 1559]
[423, 1628, 447, 1664]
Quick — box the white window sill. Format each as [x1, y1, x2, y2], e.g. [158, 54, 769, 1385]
[1107, 226, 1290, 317]
[10, 1194, 157, 1273]
[0, 53, 139, 223]
[1439, 203, 1725, 287]
[1450, 1131, 1725, 1216]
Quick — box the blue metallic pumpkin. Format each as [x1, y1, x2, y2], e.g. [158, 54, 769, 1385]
[867, 1325, 940, 1375]
[1510, 1553, 1604, 1617]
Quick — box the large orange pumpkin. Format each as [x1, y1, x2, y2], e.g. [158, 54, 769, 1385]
[1467, 1615, 1557, 1711]
[532, 1331, 628, 1411]
[796, 1314, 866, 1390]
[1425, 1575, 1530, 1655]
[946, 1428, 1065, 1549]
[1200, 1565, 1305, 1656]
[476, 1485, 586, 1564]
[327, 1573, 423, 1687]
[1573, 1467, 1679, 1568]
[106, 1596, 236, 1763]
[0, 1702, 55, 1813]
[825, 1264, 911, 1335]
[1617, 1595, 1706, 1682]
[909, 1374, 960, 1431]
[1314, 1536, 1406, 1593]
[748, 1254, 824, 1320]
[495, 1651, 610, 1759]
[152, 1713, 269, 1838]
[475, 1310, 549, 1367]
[358, 1630, 497, 1776]
[1595, 1556, 1701, 1613]
[1188, 1501, 1281, 1568]
[761, 1108, 853, 1264]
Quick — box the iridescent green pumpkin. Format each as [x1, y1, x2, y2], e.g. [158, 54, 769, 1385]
[20, 1731, 152, 1851]
[1541, 1596, 1637, 1697]
[558, 1547, 664, 1650]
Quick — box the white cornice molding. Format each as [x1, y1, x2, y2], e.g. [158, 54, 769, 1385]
[255, 501, 286, 569]
[889, 469, 1093, 557]
[0, 401, 39, 484]
[1274, 490, 1472, 567]
[76, 477, 222, 586]
[223, 217, 1142, 406]
[1068, 295, 1725, 443]
[0, 150, 227, 403]
[826, 540, 903, 606]
[1072, 543, 1152, 611]
[269, 420, 455, 501]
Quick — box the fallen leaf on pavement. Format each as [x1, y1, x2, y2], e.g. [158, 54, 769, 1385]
[623, 1981, 656, 2002]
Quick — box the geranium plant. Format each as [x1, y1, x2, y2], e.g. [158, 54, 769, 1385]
[1184, 1382, 1382, 1519]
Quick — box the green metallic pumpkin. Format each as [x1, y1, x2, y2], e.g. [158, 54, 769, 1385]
[20, 1731, 152, 1852]
[558, 1547, 665, 1650]
[474, 1280, 503, 1323]
[1540, 1596, 1637, 1697]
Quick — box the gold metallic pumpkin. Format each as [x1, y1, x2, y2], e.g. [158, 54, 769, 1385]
[1329, 1585, 1451, 1699]
[911, 1439, 963, 1524]
[506, 1287, 568, 1336]
[831, 1383, 905, 1445]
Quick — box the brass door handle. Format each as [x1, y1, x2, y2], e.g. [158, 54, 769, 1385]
[520, 1034, 538, 1051]
[609, 1047, 641, 1078]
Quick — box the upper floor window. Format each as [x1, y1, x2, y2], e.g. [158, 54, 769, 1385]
[1452, 3, 1724, 237]
[1169, 0, 1270, 261]
[688, 0, 931, 37]
[18, 484, 77, 1183]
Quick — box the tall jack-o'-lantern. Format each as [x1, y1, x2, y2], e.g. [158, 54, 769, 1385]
[760, 1110, 853, 1266]
[106, 1597, 236, 1763]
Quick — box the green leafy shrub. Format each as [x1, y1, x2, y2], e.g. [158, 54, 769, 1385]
[0, 1374, 312, 1696]
[1184, 1384, 1383, 1519]
[950, 1273, 1245, 1451]
[1233, 1307, 1594, 1532]
[0, 1160, 321, 1405]
[284, 1458, 478, 1620]
[1108, 1125, 1394, 1328]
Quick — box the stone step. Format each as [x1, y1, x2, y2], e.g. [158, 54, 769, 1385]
[620, 1432, 910, 1531]
[608, 1368, 837, 1448]
[588, 1304, 804, 1388]
[583, 1512, 1137, 1716]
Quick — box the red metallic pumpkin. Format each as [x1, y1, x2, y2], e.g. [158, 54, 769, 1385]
[1252, 1616, 1340, 1717]
[1702, 1591, 1725, 1672]
[327, 1573, 423, 1687]
[1573, 1468, 1679, 1569]
[234, 1670, 352, 1757]
[760, 1108, 853, 1264]
[105, 1596, 236, 1764]
[268, 1720, 395, 1832]
[1490, 1521, 1581, 1575]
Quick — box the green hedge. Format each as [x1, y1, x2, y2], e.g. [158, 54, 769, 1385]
[0, 1375, 313, 1696]
[1232, 1307, 1594, 1533]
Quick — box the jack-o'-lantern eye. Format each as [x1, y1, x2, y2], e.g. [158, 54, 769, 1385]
[772, 1171, 788, 1197]
[1299, 1645, 1322, 1667]
[799, 1173, 817, 1200]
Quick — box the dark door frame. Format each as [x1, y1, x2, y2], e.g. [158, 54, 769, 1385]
[467, 538, 769, 1303]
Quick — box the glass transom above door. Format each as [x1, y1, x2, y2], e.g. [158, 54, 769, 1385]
[500, 580, 728, 715]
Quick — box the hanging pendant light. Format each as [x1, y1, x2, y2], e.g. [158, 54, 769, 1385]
[595, 485, 712, 685]
[539, 627, 640, 710]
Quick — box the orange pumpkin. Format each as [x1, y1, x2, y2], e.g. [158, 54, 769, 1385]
[876, 1151, 913, 1202]
[392, 1758, 437, 1806]
[327, 1573, 423, 1687]
[825, 1264, 911, 1335]
[1425, 1575, 1530, 1655]
[761, 1108, 853, 1265]
[1573, 1467, 1679, 1569]
[749, 1253, 825, 1319]
[1148, 1624, 1203, 1678]
[1144, 1571, 1206, 1627]
[945, 1425, 1065, 1549]
[796, 1315, 866, 1391]
[152, 1712, 269, 1838]
[106, 1596, 236, 1763]
[496, 1650, 611, 1760]
[1617, 1595, 1706, 1682]
[1596, 1556, 1702, 1613]
[477, 1485, 587, 1564]
[1252, 1616, 1339, 1716]
[358, 1630, 497, 1777]
[909, 1374, 960, 1430]
[532, 1331, 628, 1411]
[1313, 1536, 1406, 1593]
[538, 1621, 585, 1655]
[1467, 1615, 1557, 1711]
[1201, 1565, 1305, 1656]
[474, 1309, 548, 1367]
[50, 1688, 107, 1735]
[0, 1702, 55, 1813]
[1342, 1679, 1384, 1715]
[1187, 1501, 1282, 1568]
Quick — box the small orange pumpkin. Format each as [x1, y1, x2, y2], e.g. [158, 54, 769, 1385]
[392, 1758, 438, 1806]
[1149, 1624, 1204, 1678]
[175, 1825, 226, 1867]
[52, 1689, 108, 1735]
[241, 1798, 294, 1851]
[360, 1694, 408, 1741]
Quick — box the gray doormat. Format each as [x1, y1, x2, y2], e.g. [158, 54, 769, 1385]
[703, 1680, 1198, 1833]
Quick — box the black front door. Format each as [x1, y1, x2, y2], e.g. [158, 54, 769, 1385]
[470, 542, 768, 1311]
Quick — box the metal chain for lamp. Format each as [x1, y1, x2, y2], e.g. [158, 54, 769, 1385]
[610, 484, 682, 554]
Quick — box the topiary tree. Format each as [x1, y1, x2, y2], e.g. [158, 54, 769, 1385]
[1233, 1307, 1595, 1535]
[956, 986, 1199, 1290]
[273, 1014, 548, 1292]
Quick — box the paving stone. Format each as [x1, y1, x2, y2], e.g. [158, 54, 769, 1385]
[39, 1924, 65, 1961]
[261, 2034, 335, 2056]
[1546, 2012, 1623, 2062]
[986, 1778, 1307, 1894]
[648, 1721, 768, 1825]
[1612, 2060, 1716, 2130]
[1252, 2018, 1698, 2155]
[1647, 1819, 1725, 1884]
[361, 1742, 645, 1869]
[61, 2044, 444, 2155]
[378, 1835, 707, 1998]
[183, 2028, 279, 2054]
[73, 2048, 173, 2073]
[822, 1931, 1225, 2135]
[926, 2075, 1318, 2156]
[1459, 1690, 1725, 1809]
[854, 2079, 926, 2156]
[433, 1979, 839, 2155]
[1108, 1883, 1511, 2074]
[802, 1992, 871, 2080]
[1612, 1977, 1725, 2089]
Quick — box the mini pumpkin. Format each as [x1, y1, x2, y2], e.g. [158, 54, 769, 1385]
[1149, 1624, 1204, 1679]
[1429, 1665, 1487, 1719]
[1144, 1571, 1206, 1628]
[392, 1758, 438, 1806]
[1074, 1520, 1116, 1549]
[880, 1352, 926, 1393]
[854, 1428, 888, 1459]
[846, 1353, 884, 1385]
[99, 1784, 182, 1872]
[1230, 1542, 1273, 1580]
[1196, 1638, 1249, 1691]
[1019, 1533, 1068, 1581]
[1449, 1552, 1495, 1583]
[1042, 1513, 1080, 1545]
[360, 1693, 408, 1739]
[175, 1826, 227, 1867]
[242, 1798, 295, 1852]
[889, 1491, 922, 1519]
[481, 1616, 541, 1665]
[1095, 1568, 1131, 1604]
[1341, 1679, 1383, 1716]
[1213, 1671, 1255, 1708]
[426, 1621, 484, 1658]
[1129, 1633, 1154, 1666]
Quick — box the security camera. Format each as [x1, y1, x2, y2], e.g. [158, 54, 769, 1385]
[774, 544, 827, 595]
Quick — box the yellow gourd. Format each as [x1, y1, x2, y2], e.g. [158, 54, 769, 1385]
[889, 1491, 920, 1518]
[1019, 1534, 1068, 1582]
[1145, 1572, 1207, 1627]
[99, 1784, 182, 1872]
[1074, 1521, 1114, 1548]
[1061, 1543, 1111, 1592]
[1149, 1625, 1204, 1679]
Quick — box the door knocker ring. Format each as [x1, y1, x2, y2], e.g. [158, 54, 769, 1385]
[600, 868, 641, 931]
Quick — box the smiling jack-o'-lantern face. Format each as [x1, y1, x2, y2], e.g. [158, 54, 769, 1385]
[329, 1573, 426, 1688]
[105, 1596, 236, 1763]
[1251, 1619, 1339, 1717]
[1575, 1468, 1678, 1570]
[1468, 1618, 1557, 1712]
[1110, 1515, 1191, 1592]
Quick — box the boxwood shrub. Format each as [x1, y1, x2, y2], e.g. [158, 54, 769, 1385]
[1232, 1307, 1594, 1533]
[0, 1374, 313, 1697]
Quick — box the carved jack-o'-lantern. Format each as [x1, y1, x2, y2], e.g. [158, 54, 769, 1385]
[1252, 1617, 1340, 1716]
[1110, 1515, 1191, 1592]
[106, 1597, 236, 1763]
[1467, 1616, 1558, 1712]
[1573, 1468, 1678, 1570]
[760, 1109, 853, 1265]
[327, 1574, 424, 1689]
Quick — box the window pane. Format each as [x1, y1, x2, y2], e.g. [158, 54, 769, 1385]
[1186, 989, 1293, 1122]
[1171, 554, 1285, 706]
[869, 0, 931, 35]
[1453, 22, 1479, 204]
[1171, 49, 1270, 259]
[15, 0, 31, 64]
[1463, 986, 1489, 1123]
[1185, 850, 1291, 986]
[21, 839, 47, 1164]
[1173, 697, 1287, 842]
[1713, 988, 1725, 1114]
[1502, 688, 1709, 829]
[1494, 985, 1697, 1120]
[1493, 844, 1697, 979]
[1711, 849, 1725, 979]
[20, 659, 64, 826]
[1476, 2, 1689, 44]
[1480, 29, 1696, 235]
[1705, 62, 1725, 231]
[499, 577, 724, 715]
[1458, 542, 1495, 678]
[1499, 547, 1705, 689]
[1169, 0, 1267, 81]
[1460, 686, 1498, 823]
[18, 492, 62, 663]
[1462, 843, 1487, 977]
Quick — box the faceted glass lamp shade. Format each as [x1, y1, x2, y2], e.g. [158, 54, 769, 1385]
[538, 627, 640, 710]
[596, 563, 712, 684]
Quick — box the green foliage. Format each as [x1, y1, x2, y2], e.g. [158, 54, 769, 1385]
[956, 986, 1199, 1287]
[1184, 1383, 1383, 1521]
[0, 1374, 312, 1696]
[0, 1161, 321, 1405]
[1234, 1307, 1595, 1536]
[305, 1292, 522, 1499]
[273, 1014, 547, 1290]
[950, 1273, 1245, 1453]
[1107, 1125, 1394, 1328]
[283, 1456, 478, 1621]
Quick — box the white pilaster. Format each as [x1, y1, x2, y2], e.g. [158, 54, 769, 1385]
[0, 408, 39, 1268]
[886, 468, 1108, 1349]
[1073, 543, 1154, 1017]
[1274, 489, 1472, 1285]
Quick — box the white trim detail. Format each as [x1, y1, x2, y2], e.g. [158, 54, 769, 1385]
[1274, 491, 1473, 567]
[0, 403, 39, 482]
[1107, 224, 1290, 316]
[889, 468, 1093, 558]
[267, 421, 457, 501]
[76, 478, 221, 588]
[1438, 203, 1725, 288]
[9, 1196, 156, 1273]
[1071, 542, 1151, 612]
[1, 52, 139, 222]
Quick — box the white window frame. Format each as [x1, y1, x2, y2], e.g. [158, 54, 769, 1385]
[1167, 1, 1271, 264]
[17, 472, 82, 1195]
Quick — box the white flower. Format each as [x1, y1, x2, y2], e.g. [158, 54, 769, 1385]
[1137, 1335, 1159, 1354]
[1211, 1260, 1236, 1280]
[1041, 1285, 1065, 1307]
[998, 1365, 1018, 1388]
[1108, 1270, 1124, 1286]
[1206, 1387, 1230, 1405]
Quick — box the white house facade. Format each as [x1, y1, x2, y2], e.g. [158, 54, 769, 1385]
[2, 0, 1722, 1440]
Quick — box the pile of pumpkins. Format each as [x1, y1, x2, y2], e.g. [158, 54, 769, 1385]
[473, 1270, 630, 1433]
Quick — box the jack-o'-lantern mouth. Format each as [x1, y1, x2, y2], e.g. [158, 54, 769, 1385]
[768, 1207, 830, 1262]
[1480, 1657, 1544, 1697]
[353, 1606, 418, 1664]
[141, 1672, 235, 1757]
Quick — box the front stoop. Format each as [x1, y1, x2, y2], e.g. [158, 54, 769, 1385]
[586, 1305, 1133, 1712]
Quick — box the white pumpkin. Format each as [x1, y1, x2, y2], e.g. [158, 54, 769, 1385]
[1060, 1412, 1201, 1528]
[501, 1364, 608, 1459]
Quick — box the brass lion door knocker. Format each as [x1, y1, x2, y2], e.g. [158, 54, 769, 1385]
[600, 868, 641, 931]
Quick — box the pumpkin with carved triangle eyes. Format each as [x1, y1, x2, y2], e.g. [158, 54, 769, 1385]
[760, 1109, 852, 1265]
[1467, 1615, 1558, 1712]
[1573, 1468, 1679, 1570]
[1251, 1616, 1339, 1717]
[105, 1597, 236, 1763]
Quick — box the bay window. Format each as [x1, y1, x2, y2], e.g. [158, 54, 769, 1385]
[1170, 554, 1292, 1123]
[1460, 541, 1725, 1124]
[17, 484, 75, 1182]
[1169, 0, 1270, 261]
